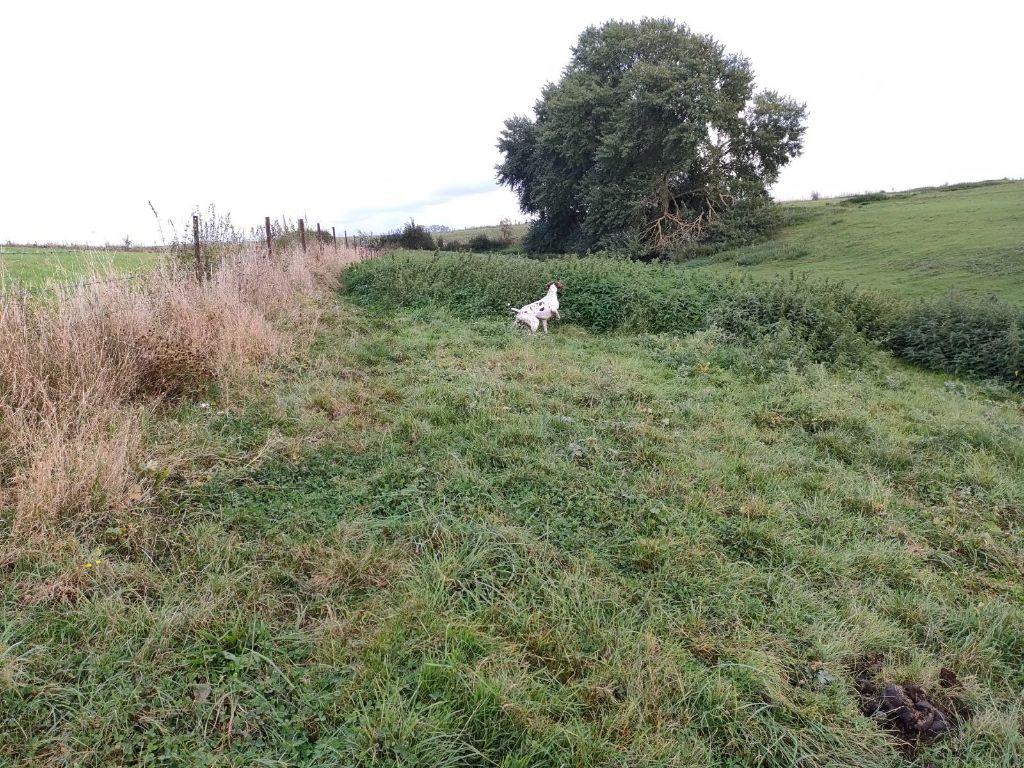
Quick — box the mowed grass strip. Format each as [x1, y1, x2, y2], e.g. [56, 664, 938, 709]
[0, 246, 162, 289]
[694, 180, 1024, 303]
[2, 296, 1022, 766]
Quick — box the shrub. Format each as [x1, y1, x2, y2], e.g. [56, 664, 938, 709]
[363, 220, 437, 252]
[1, 243, 356, 546]
[433, 232, 518, 254]
[522, 216, 584, 255]
[667, 201, 790, 262]
[845, 191, 888, 205]
[398, 219, 436, 250]
[468, 234, 504, 252]
[343, 253, 883, 366]
[701, 199, 783, 248]
[498, 218, 515, 244]
[592, 229, 669, 262]
[344, 253, 1023, 385]
[345, 252, 716, 332]
[706, 275, 880, 368]
[888, 295, 1023, 383]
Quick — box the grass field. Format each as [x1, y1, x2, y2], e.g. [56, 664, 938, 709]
[2, 185, 1023, 765]
[437, 222, 530, 244]
[4, 286, 1022, 765]
[691, 181, 1024, 303]
[0, 246, 162, 289]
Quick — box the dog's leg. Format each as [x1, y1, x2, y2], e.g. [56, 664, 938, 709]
[553, 308, 560, 320]
[542, 318, 548, 333]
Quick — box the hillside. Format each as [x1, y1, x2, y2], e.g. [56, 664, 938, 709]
[435, 222, 530, 244]
[693, 180, 1024, 303]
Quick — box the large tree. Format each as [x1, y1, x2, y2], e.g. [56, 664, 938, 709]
[497, 18, 807, 254]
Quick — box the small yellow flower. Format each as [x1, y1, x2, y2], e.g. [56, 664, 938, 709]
[84, 563, 93, 569]
[95, 559, 102, 565]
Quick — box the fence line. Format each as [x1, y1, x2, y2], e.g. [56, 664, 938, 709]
[0, 271, 149, 300]
[2, 212, 384, 296]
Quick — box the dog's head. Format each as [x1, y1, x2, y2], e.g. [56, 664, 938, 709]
[548, 281, 565, 293]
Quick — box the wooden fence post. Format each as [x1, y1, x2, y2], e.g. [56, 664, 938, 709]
[192, 214, 202, 282]
[299, 219, 306, 252]
[344, 230, 349, 248]
[316, 223, 322, 256]
[332, 226, 337, 252]
[265, 216, 272, 258]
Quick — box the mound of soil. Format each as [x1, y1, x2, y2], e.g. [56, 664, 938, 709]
[856, 677, 952, 742]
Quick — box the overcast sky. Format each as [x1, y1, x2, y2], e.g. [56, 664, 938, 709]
[3, 0, 1022, 245]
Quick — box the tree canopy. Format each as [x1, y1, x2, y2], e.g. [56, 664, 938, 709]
[496, 18, 807, 255]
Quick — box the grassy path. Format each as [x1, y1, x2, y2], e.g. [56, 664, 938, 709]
[3, 297, 1022, 766]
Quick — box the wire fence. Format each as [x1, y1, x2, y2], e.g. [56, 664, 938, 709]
[1, 216, 390, 301]
[0, 271, 152, 301]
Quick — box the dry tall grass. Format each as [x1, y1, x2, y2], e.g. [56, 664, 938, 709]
[0, 244, 357, 548]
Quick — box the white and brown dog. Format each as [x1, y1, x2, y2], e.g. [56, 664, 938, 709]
[511, 281, 563, 334]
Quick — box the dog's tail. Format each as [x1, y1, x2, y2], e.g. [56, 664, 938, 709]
[508, 303, 522, 314]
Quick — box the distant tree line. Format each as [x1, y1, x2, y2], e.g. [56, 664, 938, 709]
[360, 219, 517, 254]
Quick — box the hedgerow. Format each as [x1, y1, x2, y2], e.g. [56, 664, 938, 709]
[345, 252, 1023, 386]
[345, 253, 877, 368]
[888, 295, 1023, 384]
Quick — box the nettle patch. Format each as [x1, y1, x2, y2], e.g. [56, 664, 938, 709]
[346, 252, 1023, 386]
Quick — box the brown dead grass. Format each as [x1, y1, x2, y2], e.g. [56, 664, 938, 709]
[0, 243, 358, 549]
